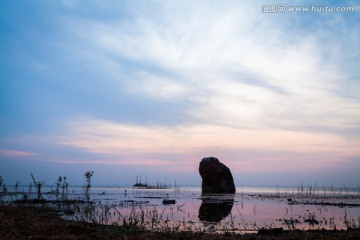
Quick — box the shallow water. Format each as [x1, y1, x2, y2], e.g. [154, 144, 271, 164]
[85, 186, 360, 232]
[3, 186, 360, 233]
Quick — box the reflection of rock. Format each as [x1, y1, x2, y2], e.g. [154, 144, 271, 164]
[199, 157, 236, 194]
[198, 196, 234, 223]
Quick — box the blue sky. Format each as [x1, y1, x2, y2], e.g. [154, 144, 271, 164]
[1, 0, 360, 187]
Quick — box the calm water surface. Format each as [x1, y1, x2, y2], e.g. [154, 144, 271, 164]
[82, 186, 360, 232]
[4, 186, 359, 233]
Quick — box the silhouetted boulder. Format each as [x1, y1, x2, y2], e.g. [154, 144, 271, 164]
[199, 157, 236, 194]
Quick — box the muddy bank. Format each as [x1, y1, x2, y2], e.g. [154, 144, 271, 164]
[1, 204, 360, 240]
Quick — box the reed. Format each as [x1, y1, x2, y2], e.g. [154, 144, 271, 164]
[84, 171, 94, 201]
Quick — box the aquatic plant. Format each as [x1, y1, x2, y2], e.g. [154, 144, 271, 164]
[304, 212, 319, 226]
[84, 171, 94, 201]
[28, 183, 32, 194]
[0, 176, 6, 193]
[55, 176, 61, 199]
[61, 176, 69, 200]
[14, 181, 19, 193]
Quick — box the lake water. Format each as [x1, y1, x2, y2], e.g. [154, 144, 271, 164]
[3, 186, 360, 233]
[72, 186, 360, 232]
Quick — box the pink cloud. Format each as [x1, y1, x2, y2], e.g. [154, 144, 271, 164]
[51, 119, 360, 177]
[49, 158, 173, 166]
[0, 150, 37, 157]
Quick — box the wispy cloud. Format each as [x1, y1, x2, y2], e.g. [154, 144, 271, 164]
[49, 158, 172, 166]
[19, 1, 360, 177]
[0, 150, 37, 157]
[58, 0, 360, 133]
[58, 118, 359, 173]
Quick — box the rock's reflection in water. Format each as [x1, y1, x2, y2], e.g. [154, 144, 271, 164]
[198, 194, 234, 223]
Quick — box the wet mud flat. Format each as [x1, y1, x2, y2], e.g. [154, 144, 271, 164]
[1, 204, 360, 240]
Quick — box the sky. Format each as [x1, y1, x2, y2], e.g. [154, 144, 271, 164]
[1, 0, 360, 188]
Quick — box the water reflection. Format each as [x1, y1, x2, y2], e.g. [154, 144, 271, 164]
[198, 194, 234, 223]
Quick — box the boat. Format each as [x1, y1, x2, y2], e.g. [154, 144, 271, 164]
[133, 183, 148, 189]
[132, 174, 171, 189]
[133, 174, 148, 189]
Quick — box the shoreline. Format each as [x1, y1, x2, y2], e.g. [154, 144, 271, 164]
[1, 204, 360, 240]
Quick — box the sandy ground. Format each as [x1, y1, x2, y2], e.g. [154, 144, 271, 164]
[1, 204, 360, 240]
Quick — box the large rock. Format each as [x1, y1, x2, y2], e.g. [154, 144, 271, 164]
[199, 157, 236, 194]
